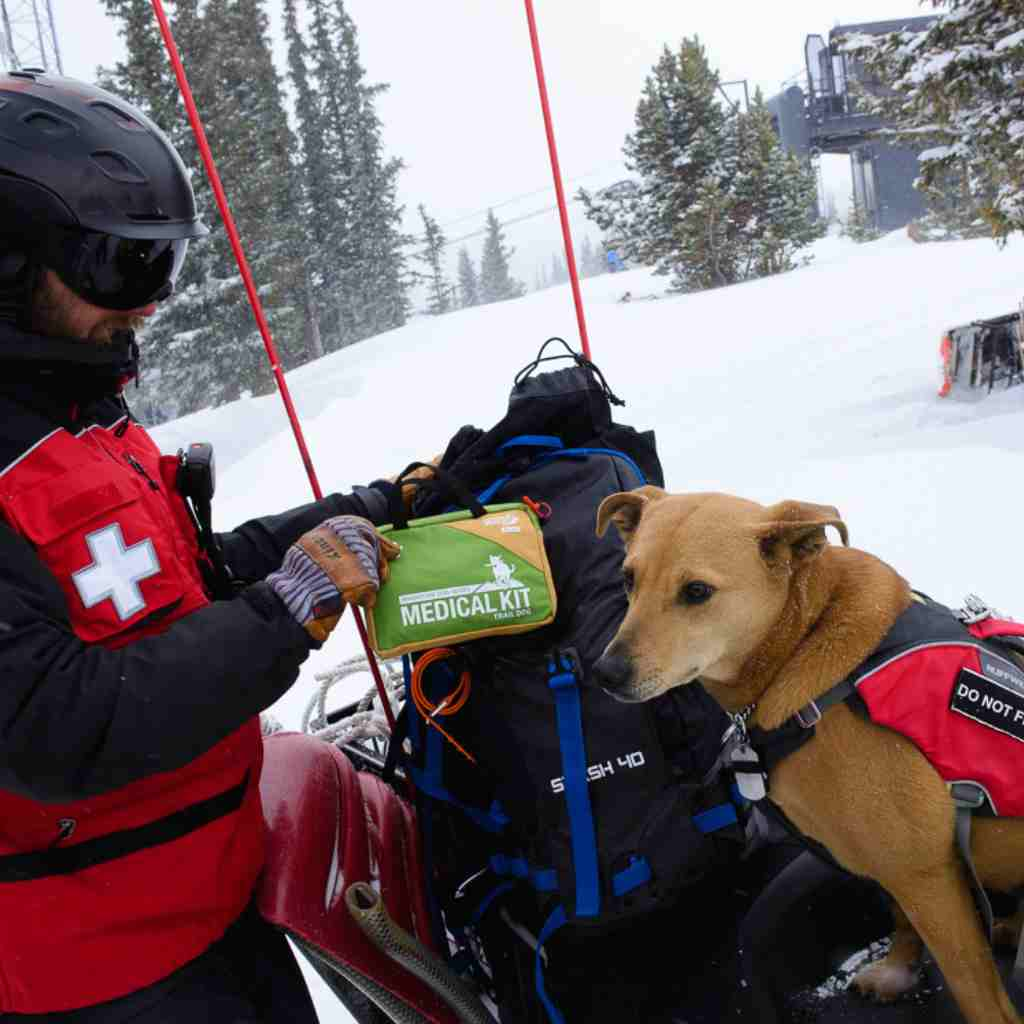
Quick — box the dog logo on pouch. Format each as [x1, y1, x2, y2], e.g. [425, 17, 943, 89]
[488, 554, 516, 586]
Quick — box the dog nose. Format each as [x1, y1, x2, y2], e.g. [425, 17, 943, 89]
[592, 651, 634, 691]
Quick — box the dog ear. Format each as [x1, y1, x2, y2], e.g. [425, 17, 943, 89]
[757, 501, 849, 566]
[595, 486, 665, 542]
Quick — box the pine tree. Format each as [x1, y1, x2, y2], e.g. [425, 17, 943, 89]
[549, 251, 568, 286]
[415, 205, 452, 315]
[578, 38, 728, 281]
[842, 198, 884, 243]
[282, 0, 410, 349]
[478, 210, 525, 304]
[845, 2, 1024, 240]
[457, 247, 480, 307]
[728, 91, 823, 279]
[579, 235, 605, 278]
[96, 0, 180, 124]
[100, 0, 309, 419]
[579, 236, 593, 279]
[580, 39, 823, 292]
[282, 0, 328, 359]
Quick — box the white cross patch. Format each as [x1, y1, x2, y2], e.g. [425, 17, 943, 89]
[72, 523, 161, 621]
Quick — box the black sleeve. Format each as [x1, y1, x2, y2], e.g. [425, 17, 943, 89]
[217, 485, 391, 583]
[0, 523, 315, 804]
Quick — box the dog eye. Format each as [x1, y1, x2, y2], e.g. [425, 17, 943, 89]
[622, 568, 635, 593]
[680, 581, 715, 605]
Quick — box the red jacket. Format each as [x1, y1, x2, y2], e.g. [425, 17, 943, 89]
[0, 414, 266, 1012]
[0, 327, 385, 1013]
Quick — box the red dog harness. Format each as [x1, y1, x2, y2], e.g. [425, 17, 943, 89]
[731, 592, 1024, 964]
[739, 594, 1024, 803]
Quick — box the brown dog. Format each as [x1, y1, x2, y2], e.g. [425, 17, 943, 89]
[593, 488, 1024, 1024]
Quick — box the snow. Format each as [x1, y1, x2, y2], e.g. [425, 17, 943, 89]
[995, 29, 1024, 53]
[151, 226, 1024, 1021]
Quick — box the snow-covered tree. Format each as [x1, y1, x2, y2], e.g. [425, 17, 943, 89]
[549, 251, 569, 286]
[283, 0, 329, 358]
[415, 205, 452, 315]
[478, 210, 525, 304]
[842, 199, 885, 243]
[579, 235, 606, 278]
[101, 0, 310, 418]
[299, 0, 410, 346]
[457, 247, 480, 307]
[729, 92, 823, 278]
[844, 2, 1024, 241]
[578, 38, 728, 281]
[580, 38, 822, 292]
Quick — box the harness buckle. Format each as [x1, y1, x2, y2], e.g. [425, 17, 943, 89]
[956, 594, 995, 625]
[795, 701, 822, 729]
[949, 781, 987, 811]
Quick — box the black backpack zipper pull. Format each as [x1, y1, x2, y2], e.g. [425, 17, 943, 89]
[125, 453, 160, 491]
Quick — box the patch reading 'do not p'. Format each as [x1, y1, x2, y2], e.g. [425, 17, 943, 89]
[949, 667, 1024, 743]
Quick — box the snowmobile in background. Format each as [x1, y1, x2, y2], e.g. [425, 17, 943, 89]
[939, 304, 1024, 397]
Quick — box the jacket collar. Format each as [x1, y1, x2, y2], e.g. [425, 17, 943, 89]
[0, 321, 139, 424]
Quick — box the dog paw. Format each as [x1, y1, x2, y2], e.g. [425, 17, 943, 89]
[851, 959, 920, 1002]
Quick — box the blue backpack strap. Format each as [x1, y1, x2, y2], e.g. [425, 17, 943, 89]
[611, 855, 651, 896]
[402, 656, 510, 833]
[534, 447, 647, 487]
[489, 853, 559, 892]
[547, 653, 601, 918]
[497, 435, 564, 452]
[693, 801, 739, 833]
[535, 905, 569, 1024]
[477, 444, 646, 506]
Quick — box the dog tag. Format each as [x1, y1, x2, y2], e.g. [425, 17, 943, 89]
[731, 742, 767, 802]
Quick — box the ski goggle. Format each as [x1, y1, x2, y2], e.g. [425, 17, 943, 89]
[45, 228, 190, 312]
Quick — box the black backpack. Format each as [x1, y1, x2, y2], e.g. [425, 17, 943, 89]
[385, 342, 745, 1019]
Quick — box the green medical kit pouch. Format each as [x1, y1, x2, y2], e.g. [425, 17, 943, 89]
[366, 500, 557, 658]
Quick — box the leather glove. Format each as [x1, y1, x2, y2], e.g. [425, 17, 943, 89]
[391, 457, 442, 510]
[266, 516, 401, 643]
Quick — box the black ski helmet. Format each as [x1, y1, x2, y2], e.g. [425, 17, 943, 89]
[0, 70, 208, 241]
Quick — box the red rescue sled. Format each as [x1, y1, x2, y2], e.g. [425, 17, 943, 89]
[257, 732, 460, 1024]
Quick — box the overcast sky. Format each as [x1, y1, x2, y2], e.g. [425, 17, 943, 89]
[48, 0, 923, 287]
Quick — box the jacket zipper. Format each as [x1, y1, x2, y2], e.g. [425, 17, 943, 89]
[124, 453, 160, 491]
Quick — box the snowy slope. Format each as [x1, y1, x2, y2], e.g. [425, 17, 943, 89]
[152, 228, 1024, 1021]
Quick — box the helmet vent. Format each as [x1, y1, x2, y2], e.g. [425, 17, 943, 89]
[91, 150, 149, 185]
[21, 111, 73, 138]
[90, 101, 147, 133]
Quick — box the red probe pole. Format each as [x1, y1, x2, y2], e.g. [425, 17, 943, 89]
[523, 0, 592, 360]
[150, 0, 397, 733]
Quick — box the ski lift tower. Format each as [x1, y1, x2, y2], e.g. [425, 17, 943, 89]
[0, 0, 63, 75]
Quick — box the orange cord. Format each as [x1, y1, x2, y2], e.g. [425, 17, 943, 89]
[410, 648, 476, 764]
